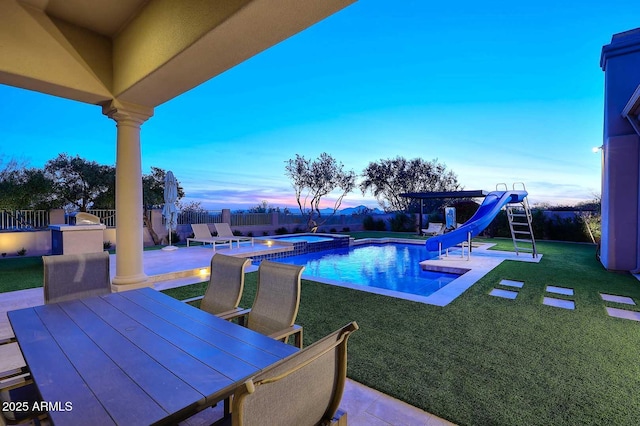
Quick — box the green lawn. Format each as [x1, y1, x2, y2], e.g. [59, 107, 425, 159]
[164, 240, 640, 426]
[0, 256, 43, 292]
[3, 236, 640, 424]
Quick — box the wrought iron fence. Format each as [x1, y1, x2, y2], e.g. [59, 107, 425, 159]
[178, 210, 222, 225]
[0, 209, 49, 230]
[231, 213, 272, 226]
[87, 209, 117, 227]
[278, 213, 366, 226]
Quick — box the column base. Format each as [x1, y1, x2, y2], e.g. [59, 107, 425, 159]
[111, 273, 152, 292]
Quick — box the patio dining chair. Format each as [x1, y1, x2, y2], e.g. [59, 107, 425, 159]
[238, 261, 304, 348]
[0, 377, 47, 425]
[42, 251, 111, 304]
[227, 322, 359, 426]
[0, 343, 46, 425]
[184, 254, 251, 322]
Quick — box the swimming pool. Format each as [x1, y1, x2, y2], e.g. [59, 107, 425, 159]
[271, 243, 459, 299]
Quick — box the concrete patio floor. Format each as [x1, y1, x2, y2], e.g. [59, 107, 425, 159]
[1, 241, 460, 426]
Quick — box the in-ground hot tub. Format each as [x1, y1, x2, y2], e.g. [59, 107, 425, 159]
[270, 235, 334, 243]
[254, 233, 351, 261]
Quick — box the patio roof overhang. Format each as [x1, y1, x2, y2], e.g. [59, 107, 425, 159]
[0, 0, 357, 290]
[401, 191, 488, 234]
[1, 0, 356, 108]
[400, 190, 489, 199]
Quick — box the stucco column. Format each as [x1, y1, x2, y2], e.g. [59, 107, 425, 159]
[102, 100, 154, 290]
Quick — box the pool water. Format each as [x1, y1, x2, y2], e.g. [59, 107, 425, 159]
[272, 243, 459, 298]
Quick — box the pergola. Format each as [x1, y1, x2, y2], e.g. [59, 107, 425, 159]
[0, 0, 356, 290]
[400, 190, 488, 232]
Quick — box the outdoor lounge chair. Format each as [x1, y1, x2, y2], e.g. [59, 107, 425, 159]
[183, 254, 251, 322]
[421, 222, 444, 236]
[235, 261, 304, 348]
[224, 322, 359, 426]
[42, 251, 111, 304]
[214, 223, 254, 247]
[187, 224, 235, 250]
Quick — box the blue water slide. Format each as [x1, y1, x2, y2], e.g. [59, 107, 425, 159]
[426, 190, 528, 252]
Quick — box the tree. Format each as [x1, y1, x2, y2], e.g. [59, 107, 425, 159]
[0, 157, 53, 210]
[285, 153, 356, 231]
[360, 157, 461, 212]
[44, 154, 115, 211]
[247, 200, 283, 214]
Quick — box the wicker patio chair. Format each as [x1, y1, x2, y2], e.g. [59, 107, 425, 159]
[1, 347, 46, 426]
[228, 322, 359, 426]
[184, 254, 251, 322]
[0, 343, 26, 382]
[42, 251, 111, 304]
[239, 261, 304, 348]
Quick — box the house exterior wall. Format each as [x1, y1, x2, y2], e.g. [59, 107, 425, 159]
[600, 29, 640, 271]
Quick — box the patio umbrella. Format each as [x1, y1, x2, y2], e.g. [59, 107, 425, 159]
[161, 170, 179, 251]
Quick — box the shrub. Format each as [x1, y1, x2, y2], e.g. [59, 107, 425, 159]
[275, 227, 288, 235]
[170, 230, 180, 243]
[263, 231, 269, 236]
[388, 213, 416, 232]
[428, 212, 444, 224]
[450, 200, 480, 223]
[17, 247, 27, 256]
[363, 215, 386, 231]
[342, 227, 350, 232]
[247, 232, 254, 237]
[103, 241, 112, 250]
[292, 227, 304, 234]
[232, 230, 243, 236]
[329, 228, 337, 233]
[544, 214, 591, 242]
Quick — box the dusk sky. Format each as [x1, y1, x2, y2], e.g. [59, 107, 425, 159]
[2, 1, 639, 211]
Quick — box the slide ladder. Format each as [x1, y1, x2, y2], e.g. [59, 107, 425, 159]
[499, 183, 537, 258]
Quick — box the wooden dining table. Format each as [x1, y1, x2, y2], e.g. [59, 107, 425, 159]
[8, 287, 298, 425]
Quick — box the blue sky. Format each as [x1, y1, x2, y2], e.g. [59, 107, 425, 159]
[2, 0, 639, 211]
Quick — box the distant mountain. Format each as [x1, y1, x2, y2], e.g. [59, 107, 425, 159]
[318, 205, 384, 215]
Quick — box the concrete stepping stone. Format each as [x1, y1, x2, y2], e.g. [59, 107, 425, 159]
[606, 307, 640, 321]
[543, 297, 575, 310]
[546, 286, 574, 296]
[489, 288, 518, 299]
[600, 293, 636, 305]
[499, 279, 523, 288]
